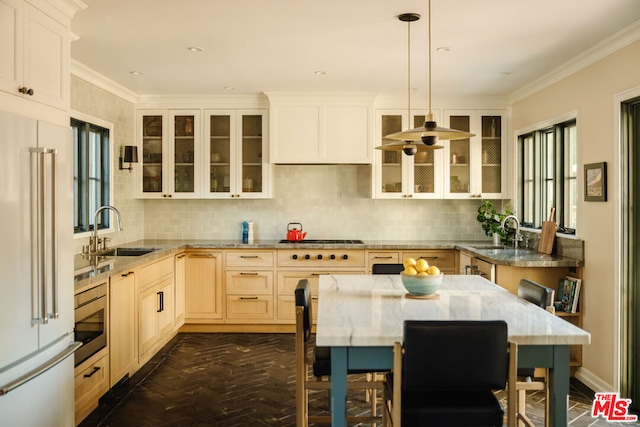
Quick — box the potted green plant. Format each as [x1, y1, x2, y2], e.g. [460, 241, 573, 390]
[477, 200, 513, 244]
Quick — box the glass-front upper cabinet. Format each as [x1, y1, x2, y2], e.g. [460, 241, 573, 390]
[203, 109, 270, 199]
[374, 110, 443, 199]
[443, 110, 506, 199]
[138, 110, 201, 198]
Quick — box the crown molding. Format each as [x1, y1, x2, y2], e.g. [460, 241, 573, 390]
[509, 20, 640, 104]
[71, 60, 138, 104]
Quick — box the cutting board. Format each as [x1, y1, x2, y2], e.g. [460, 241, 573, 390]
[538, 207, 556, 254]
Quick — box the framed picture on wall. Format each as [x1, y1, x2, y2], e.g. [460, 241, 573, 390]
[584, 162, 607, 202]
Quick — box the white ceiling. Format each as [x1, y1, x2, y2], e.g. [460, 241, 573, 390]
[70, 0, 640, 99]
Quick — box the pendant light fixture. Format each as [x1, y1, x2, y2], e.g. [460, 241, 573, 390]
[376, 12, 441, 155]
[384, 0, 475, 146]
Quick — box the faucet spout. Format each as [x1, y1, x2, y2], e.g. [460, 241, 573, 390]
[500, 214, 522, 249]
[90, 205, 123, 254]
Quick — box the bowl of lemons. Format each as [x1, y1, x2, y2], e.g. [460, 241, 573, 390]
[400, 257, 443, 296]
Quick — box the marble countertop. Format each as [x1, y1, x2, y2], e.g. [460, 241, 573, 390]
[73, 238, 582, 292]
[315, 274, 591, 347]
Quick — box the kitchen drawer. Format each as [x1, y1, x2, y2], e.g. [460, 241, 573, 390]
[137, 256, 174, 287]
[277, 270, 363, 294]
[401, 250, 457, 270]
[226, 295, 274, 321]
[367, 251, 399, 266]
[226, 271, 273, 294]
[225, 251, 275, 268]
[278, 294, 318, 323]
[74, 353, 109, 423]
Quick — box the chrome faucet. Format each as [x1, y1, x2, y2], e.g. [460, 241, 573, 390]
[89, 205, 123, 254]
[501, 214, 523, 249]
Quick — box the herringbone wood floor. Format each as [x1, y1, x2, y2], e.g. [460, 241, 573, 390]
[80, 333, 636, 427]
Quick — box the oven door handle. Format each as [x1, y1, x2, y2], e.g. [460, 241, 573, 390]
[75, 296, 106, 321]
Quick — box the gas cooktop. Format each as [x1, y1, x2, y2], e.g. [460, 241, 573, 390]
[278, 239, 364, 244]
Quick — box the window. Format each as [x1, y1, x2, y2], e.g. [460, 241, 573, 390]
[71, 115, 112, 234]
[517, 117, 577, 235]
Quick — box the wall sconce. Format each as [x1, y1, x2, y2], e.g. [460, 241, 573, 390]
[119, 145, 138, 171]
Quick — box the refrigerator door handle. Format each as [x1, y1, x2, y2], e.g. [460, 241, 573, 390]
[30, 147, 47, 325]
[29, 147, 60, 324]
[0, 341, 81, 396]
[48, 148, 59, 320]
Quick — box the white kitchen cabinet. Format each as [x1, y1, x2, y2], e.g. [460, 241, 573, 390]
[373, 110, 444, 199]
[268, 93, 375, 164]
[203, 109, 271, 199]
[0, 0, 72, 110]
[136, 109, 202, 199]
[443, 110, 507, 199]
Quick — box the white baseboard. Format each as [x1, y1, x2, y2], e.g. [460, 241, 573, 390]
[575, 367, 615, 393]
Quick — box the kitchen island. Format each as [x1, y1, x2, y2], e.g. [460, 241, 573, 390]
[315, 273, 591, 427]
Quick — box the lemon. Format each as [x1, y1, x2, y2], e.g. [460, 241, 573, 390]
[415, 258, 429, 273]
[427, 265, 441, 275]
[403, 266, 418, 276]
[403, 258, 417, 269]
[417, 271, 429, 276]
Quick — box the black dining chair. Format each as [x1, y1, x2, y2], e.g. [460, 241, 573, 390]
[294, 279, 383, 427]
[514, 279, 556, 427]
[372, 263, 404, 275]
[383, 320, 517, 427]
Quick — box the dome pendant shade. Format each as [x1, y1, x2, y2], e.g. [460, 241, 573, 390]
[374, 140, 444, 151]
[385, 115, 476, 142]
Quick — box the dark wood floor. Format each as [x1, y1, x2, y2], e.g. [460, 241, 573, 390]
[80, 333, 629, 427]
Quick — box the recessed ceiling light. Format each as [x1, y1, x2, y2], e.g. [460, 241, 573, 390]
[224, 86, 235, 91]
[187, 46, 204, 52]
[501, 71, 513, 76]
[314, 71, 326, 76]
[436, 47, 450, 52]
[129, 71, 143, 75]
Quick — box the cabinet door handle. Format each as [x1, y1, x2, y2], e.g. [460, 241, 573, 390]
[176, 254, 186, 259]
[240, 272, 258, 276]
[83, 366, 101, 378]
[19, 86, 34, 96]
[240, 296, 258, 300]
[157, 291, 164, 312]
[121, 271, 134, 277]
[189, 253, 214, 258]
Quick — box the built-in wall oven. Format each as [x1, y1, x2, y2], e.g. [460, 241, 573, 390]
[74, 283, 107, 366]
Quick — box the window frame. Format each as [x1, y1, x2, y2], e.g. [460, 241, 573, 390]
[516, 112, 578, 236]
[71, 111, 114, 239]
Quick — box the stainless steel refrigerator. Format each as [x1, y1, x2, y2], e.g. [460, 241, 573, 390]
[0, 110, 79, 426]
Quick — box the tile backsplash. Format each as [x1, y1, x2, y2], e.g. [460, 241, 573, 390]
[142, 165, 497, 242]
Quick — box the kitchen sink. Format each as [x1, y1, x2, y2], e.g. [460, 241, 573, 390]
[470, 244, 510, 250]
[101, 247, 159, 257]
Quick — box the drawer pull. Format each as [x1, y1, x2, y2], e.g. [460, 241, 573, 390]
[240, 296, 259, 300]
[419, 256, 438, 260]
[374, 256, 393, 259]
[189, 254, 214, 258]
[311, 297, 319, 301]
[121, 271, 134, 277]
[176, 254, 186, 259]
[83, 366, 101, 378]
[240, 255, 259, 259]
[240, 272, 258, 276]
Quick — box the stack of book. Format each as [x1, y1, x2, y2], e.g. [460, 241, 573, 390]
[557, 276, 582, 313]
